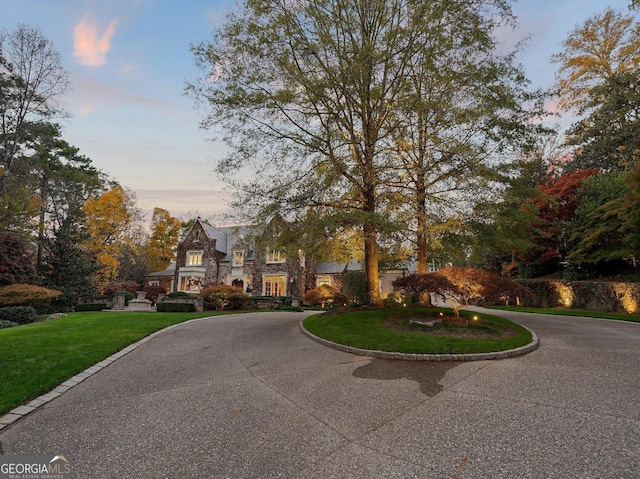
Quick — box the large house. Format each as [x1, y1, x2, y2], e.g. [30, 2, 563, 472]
[147, 217, 309, 298]
[146, 217, 412, 299]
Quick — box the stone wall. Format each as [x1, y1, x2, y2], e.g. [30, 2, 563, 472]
[519, 279, 640, 314]
[157, 296, 203, 312]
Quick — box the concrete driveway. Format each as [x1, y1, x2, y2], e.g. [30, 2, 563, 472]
[1, 310, 639, 478]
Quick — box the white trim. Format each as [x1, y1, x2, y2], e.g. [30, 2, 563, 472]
[262, 273, 288, 296]
[186, 250, 203, 266]
[266, 249, 285, 264]
[233, 250, 244, 267]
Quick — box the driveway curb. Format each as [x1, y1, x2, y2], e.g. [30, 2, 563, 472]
[299, 319, 539, 361]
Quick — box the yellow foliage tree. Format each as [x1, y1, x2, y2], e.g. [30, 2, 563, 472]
[145, 207, 181, 273]
[81, 186, 142, 291]
[552, 7, 640, 110]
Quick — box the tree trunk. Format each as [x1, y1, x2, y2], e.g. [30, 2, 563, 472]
[415, 169, 429, 274]
[363, 221, 382, 307]
[37, 173, 49, 267]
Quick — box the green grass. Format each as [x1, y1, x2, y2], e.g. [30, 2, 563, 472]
[303, 308, 533, 355]
[0, 311, 220, 416]
[489, 306, 640, 323]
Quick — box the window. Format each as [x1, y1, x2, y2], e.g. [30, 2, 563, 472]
[266, 249, 285, 263]
[179, 276, 203, 292]
[264, 275, 286, 296]
[194, 231, 201, 242]
[233, 250, 244, 267]
[148, 280, 160, 287]
[186, 250, 203, 266]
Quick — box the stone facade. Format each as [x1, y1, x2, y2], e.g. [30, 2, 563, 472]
[147, 218, 409, 301]
[171, 218, 306, 298]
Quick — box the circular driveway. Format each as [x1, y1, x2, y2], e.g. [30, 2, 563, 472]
[1, 310, 639, 478]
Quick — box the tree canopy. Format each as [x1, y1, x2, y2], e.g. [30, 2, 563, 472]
[0, 24, 69, 198]
[188, 0, 541, 304]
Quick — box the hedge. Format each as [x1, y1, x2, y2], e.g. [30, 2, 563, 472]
[0, 284, 62, 314]
[157, 302, 196, 312]
[0, 306, 38, 325]
[74, 303, 109, 312]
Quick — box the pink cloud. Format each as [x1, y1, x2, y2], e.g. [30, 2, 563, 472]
[73, 15, 118, 66]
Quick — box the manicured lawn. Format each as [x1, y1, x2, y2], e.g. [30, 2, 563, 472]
[490, 306, 640, 323]
[0, 311, 220, 416]
[303, 308, 533, 355]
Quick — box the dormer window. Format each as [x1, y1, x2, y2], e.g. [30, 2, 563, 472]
[233, 250, 244, 267]
[266, 249, 285, 263]
[186, 250, 203, 266]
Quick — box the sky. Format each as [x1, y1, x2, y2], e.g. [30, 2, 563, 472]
[0, 0, 634, 224]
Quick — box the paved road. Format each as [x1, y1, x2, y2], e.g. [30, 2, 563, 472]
[1, 310, 639, 478]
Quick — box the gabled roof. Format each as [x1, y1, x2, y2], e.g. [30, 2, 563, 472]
[314, 261, 362, 274]
[199, 222, 254, 261]
[148, 261, 176, 277]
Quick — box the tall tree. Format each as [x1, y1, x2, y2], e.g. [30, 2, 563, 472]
[566, 171, 632, 274]
[551, 7, 640, 111]
[40, 207, 98, 307]
[566, 69, 640, 172]
[81, 186, 143, 291]
[188, 0, 411, 305]
[521, 168, 599, 277]
[21, 123, 105, 266]
[188, 0, 530, 305]
[145, 207, 181, 273]
[387, 1, 544, 273]
[621, 164, 640, 263]
[0, 24, 69, 198]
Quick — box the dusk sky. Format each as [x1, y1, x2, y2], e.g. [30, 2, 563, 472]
[0, 0, 633, 223]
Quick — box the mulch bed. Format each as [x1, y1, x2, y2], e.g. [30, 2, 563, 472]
[383, 312, 519, 339]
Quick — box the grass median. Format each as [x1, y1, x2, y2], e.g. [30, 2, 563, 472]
[303, 307, 533, 355]
[0, 311, 221, 416]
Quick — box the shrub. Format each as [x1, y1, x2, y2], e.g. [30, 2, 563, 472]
[144, 285, 167, 305]
[382, 292, 415, 308]
[0, 306, 38, 325]
[393, 267, 533, 318]
[0, 284, 62, 314]
[157, 302, 195, 312]
[103, 280, 138, 297]
[276, 304, 305, 312]
[201, 285, 248, 310]
[74, 303, 108, 312]
[303, 285, 349, 307]
[0, 319, 18, 329]
[168, 291, 190, 298]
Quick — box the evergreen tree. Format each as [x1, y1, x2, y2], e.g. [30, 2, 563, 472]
[40, 210, 97, 308]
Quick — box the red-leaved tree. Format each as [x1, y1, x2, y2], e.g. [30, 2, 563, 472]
[393, 267, 532, 318]
[522, 169, 599, 270]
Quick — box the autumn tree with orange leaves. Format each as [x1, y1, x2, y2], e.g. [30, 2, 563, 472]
[81, 186, 144, 291]
[551, 7, 640, 111]
[145, 207, 181, 273]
